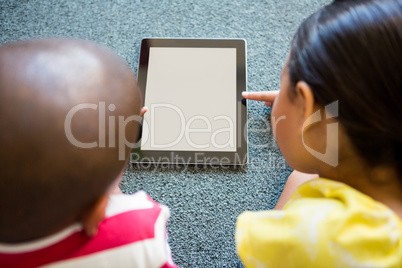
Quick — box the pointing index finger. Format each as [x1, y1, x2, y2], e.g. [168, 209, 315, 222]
[242, 91, 278, 102]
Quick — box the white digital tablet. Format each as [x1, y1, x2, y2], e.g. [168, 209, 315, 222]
[133, 38, 247, 165]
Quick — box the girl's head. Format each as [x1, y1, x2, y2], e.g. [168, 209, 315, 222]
[272, 0, 402, 177]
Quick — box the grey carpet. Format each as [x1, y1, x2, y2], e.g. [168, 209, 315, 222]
[1, 0, 331, 266]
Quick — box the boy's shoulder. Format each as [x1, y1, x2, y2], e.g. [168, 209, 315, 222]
[0, 192, 176, 268]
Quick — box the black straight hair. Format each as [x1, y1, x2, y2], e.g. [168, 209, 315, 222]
[288, 0, 402, 175]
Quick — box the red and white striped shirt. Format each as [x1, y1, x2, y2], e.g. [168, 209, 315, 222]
[0, 191, 177, 268]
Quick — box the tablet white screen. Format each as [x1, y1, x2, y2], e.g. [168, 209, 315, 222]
[141, 47, 237, 152]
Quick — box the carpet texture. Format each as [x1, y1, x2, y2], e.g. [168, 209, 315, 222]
[1, 0, 331, 266]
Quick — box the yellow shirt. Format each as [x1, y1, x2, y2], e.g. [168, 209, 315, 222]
[236, 178, 402, 267]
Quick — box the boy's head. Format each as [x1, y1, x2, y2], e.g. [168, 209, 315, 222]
[0, 39, 142, 242]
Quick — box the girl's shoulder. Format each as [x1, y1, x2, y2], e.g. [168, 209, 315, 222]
[285, 178, 402, 240]
[236, 178, 402, 267]
[286, 177, 384, 210]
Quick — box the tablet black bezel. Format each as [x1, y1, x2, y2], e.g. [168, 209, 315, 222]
[135, 38, 247, 165]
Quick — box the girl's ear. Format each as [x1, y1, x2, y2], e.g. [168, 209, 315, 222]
[80, 194, 109, 237]
[295, 81, 316, 122]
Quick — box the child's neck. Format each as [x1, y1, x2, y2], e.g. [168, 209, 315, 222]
[320, 157, 402, 218]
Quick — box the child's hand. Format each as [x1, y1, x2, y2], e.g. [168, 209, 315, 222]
[242, 90, 278, 107]
[140, 106, 148, 117]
